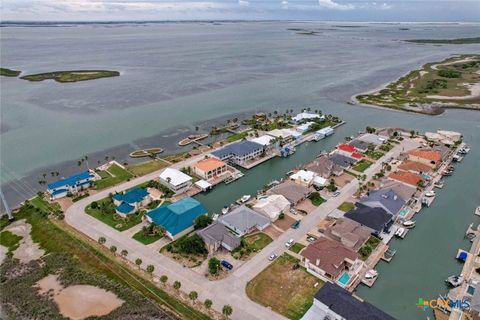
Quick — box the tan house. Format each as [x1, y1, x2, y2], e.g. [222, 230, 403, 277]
[324, 218, 371, 251]
[407, 149, 442, 168]
[192, 157, 228, 180]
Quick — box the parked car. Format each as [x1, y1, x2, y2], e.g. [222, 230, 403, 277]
[285, 239, 294, 247]
[306, 236, 317, 243]
[331, 191, 341, 197]
[290, 208, 298, 215]
[221, 260, 233, 270]
[268, 254, 277, 261]
[291, 220, 300, 229]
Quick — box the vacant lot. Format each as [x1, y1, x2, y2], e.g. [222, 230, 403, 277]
[289, 243, 305, 254]
[95, 164, 133, 190]
[338, 202, 355, 212]
[246, 254, 322, 320]
[127, 160, 169, 176]
[353, 160, 373, 173]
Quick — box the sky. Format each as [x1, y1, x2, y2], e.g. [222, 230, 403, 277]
[0, 0, 479, 22]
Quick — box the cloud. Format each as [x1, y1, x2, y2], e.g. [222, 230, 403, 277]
[318, 0, 354, 10]
[281, 0, 288, 9]
[238, 0, 249, 6]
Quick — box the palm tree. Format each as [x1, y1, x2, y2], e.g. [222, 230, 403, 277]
[120, 249, 128, 257]
[222, 305, 233, 317]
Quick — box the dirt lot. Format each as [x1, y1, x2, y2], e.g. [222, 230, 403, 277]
[262, 225, 283, 239]
[4, 219, 44, 263]
[295, 199, 316, 214]
[332, 173, 355, 187]
[273, 215, 296, 231]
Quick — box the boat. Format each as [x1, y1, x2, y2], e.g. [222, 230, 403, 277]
[475, 206, 480, 216]
[212, 214, 219, 221]
[434, 181, 444, 189]
[221, 206, 229, 215]
[402, 220, 416, 229]
[267, 180, 280, 188]
[365, 269, 378, 279]
[442, 170, 453, 176]
[425, 190, 436, 197]
[452, 154, 463, 162]
[240, 195, 251, 203]
[395, 227, 407, 238]
[445, 275, 464, 287]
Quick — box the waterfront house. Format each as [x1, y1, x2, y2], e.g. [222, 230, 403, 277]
[398, 160, 432, 175]
[291, 112, 323, 124]
[192, 157, 228, 180]
[356, 133, 388, 146]
[407, 149, 442, 168]
[324, 218, 371, 251]
[388, 170, 423, 187]
[159, 168, 193, 194]
[218, 205, 270, 236]
[301, 237, 360, 281]
[305, 155, 343, 178]
[211, 140, 264, 166]
[337, 143, 357, 155]
[328, 153, 357, 169]
[268, 180, 312, 205]
[359, 188, 406, 216]
[314, 127, 334, 141]
[113, 187, 151, 217]
[296, 122, 315, 133]
[197, 222, 241, 253]
[47, 171, 95, 200]
[301, 282, 396, 320]
[268, 128, 302, 142]
[349, 139, 370, 153]
[146, 197, 207, 240]
[252, 194, 290, 221]
[289, 170, 316, 187]
[344, 203, 393, 234]
[251, 134, 276, 147]
[379, 179, 417, 201]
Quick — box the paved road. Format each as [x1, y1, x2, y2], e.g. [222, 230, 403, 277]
[65, 138, 419, 320]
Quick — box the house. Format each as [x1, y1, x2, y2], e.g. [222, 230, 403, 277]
[296, 122, 315, 133]
[433, 144, 451, 161]
[305, 155, 343, 178]
[349, 139, 370, 153]
[194, 180, 212, 192]
[337, 143, 357, 155]
[407, 149, 442, 168]
[268, 128, 302, 142]
[252, 195, 290, 221]
[344, 203, 393, 234]
[328, 153, 357, 169]
[357, 133, 388, 146]
[301, 237, 360, 281]
[324, 218, 371, 251]
[146, 197, 207, 240]
[113, 187, 151, 217]
[398, 160, 432, 175]
[192, 157, 228, 180]
[211, 140, 264, 166]
[218, 205, 270, 236]
[251, 135, 276, 147]
[313, 176, 327, 188]
[159, 168, 193, 194]
[291, 112, 323, 124]
[268, 180, 312, 205]
[290, 170, 316, 187]
[47, 171, 95, 200]
[313, 127, 334, 141]
[388, 170, 423, 187]
[197, 222, 240, 253]
[359, 188, 406, 216]
[301, 282, 396, 320]
[379, 179, 417, 201]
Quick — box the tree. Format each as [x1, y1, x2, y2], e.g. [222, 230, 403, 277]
[120, 249, 128, 257]
[208, 257, 221, 275]
[173, 281, 181, 290]
[189, 291, 198, 301]
[98, 237, 106, 244]
[135, 258, 142, 267]
[160, 275, 168, 284]
[146, 265, 155, 273]
[222, 305, 233, 317]
[194, 214, 213, 230]
[204, 299, 213, 309]
[366, 126, 376, 134]
[91, 201, 98, 209]
[110, 245, 117, 253]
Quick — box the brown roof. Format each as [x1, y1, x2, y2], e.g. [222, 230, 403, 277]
[194, 157, 227, 172]
[408, 149, 441, 162]
[268, 181, 312, 204]
[325, 218, 371, 251]
[388, 171, 423, 186]
[379, 179, 417, 200]
[398, 160, 432, 174]
[301, 237, 359, 278]
[305, 155, 341, 177]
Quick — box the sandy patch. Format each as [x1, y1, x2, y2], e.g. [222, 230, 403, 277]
[427, 82, 480, 100]
[36, 274, 124, 320]
[0, 244, 7, 264]
[4, 219, 44, 263]
[431, 57, 474, 70]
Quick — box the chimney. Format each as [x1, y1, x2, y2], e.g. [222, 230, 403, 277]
[316, 258, 320, 266]
[394, 195, 397, 200]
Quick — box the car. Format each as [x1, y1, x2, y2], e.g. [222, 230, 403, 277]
[268, 254, 277, 261]
[291, 220, 300, 229]
[307, 236, 317, 242]
[285, 239, 294, 247]
[290, 208, 298, 215]
[331, 191, 341, 197]
[221, 260, 233, 270]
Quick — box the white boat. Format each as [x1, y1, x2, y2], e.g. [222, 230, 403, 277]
[434, 182, 444, 189]
[425, 190, 436, 197]
[221, 206, 229, 215]
[365, 270, 378, 279]
[475, 206, 480, 216]
[212, 214, 219, 221]
[446, 275, 464, 287]
[395, 227, 406, 238]
[240, 195, 251, 203]
[403, 220, 416, 229]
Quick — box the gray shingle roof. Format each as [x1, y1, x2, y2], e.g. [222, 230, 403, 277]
[268, 181, 312, 204]
[218, 206, 270, 235]
[211, 140, 263, 158]
[197, 222, 240, 249]
[328, 153, 357, 168]
[345, 203, 393, 233]
[359, 188, 405, 215]
[350, 139, 370, 151]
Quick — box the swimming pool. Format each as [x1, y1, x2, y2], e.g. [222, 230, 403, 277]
[399, 209, 409, 217]
[338, 272, 351, 286]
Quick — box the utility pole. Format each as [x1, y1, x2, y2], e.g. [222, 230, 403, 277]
[0, 188, 13, 220]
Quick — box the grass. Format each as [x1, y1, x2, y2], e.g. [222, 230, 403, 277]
[1, 67, 21, 77]
[365, 150, 385, 160]
[127, 160, 168, 176]
[307, 192, 325, 206]
[353, 160, 373, 173]
[359, 236, 381, 260]
[20, 70, 120, 83]
[0, 230, 23, 254]
[289, 243, 305, 254]
[7, 197, 210, 320]
[85, 197, 143, 231]
[132, 229, 163, 245]
[227, 131, 250, 142]
[244, 233, 273, 251]
[95, 164, 133, 190]
[337, 202, 355, 212]
[246, 254, 322, 320]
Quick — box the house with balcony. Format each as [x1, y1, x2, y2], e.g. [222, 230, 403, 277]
[159, 168, 193, 195]
[47, 171, 95, 200]
[210, 140, 264, 166]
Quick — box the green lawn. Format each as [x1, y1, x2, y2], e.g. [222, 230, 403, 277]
[95, 164, 133, 190]
[227, 131, 249, 142]
[289, 243, 305, 254]
[308, 192, 325, 206]
[246, 254, 322, 320]
[132, 229, 163, 245]
[353, 160, 373, 173]
[244, 233, 273, 251]
[0, 230, 23, 254]
[365, 150, 385, 160]
[127, 160, 168, 176]
[85, 197, 143, 231]
[338, 202, 355, 212]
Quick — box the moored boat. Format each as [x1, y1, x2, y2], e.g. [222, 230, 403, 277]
[475, 206, 480, 216]
[221, 206, 230, 215]
[425, 190, 436, 197]
[402, 220, 416, 229]
[445, 275, 464, 287]
[240, 195, 251, 203]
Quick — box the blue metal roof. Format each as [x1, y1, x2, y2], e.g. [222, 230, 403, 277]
[116, 202, 135, 214]
[47, 171, 93, 190]
[113, 188, 149, 204]
[211, 140, 263, 159]
[146, 197, 207, 236]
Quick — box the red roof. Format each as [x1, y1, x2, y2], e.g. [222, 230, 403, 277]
[388, 171, 423, 186]
[408, 150, 442, 162]
[351, 152, 363, 159]
[338, 144, 356, 153]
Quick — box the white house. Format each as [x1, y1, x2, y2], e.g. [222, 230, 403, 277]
[251, 134, 276, 147]
[159, 168, 193, 194]
[290, 170, 316, 187]
[291, 112, 324, 124]
[314, 127, 334, 141]
[253, 195, 291, 221]
[296, 122, 315, 133]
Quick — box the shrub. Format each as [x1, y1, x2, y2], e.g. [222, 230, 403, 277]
[174, 234, 207, 255]
[189, 291, 198, 301]
[120, 249, 128, 257]
[222, 305, 233, 317]
[194, 214, 213, 230]
[98, 236, 106, 244]
[208, 257, 221, 275]
[160, 275, 168, 284]
[109, 245, 117, 253]
[438, 69, 461, 78]
[146, 265, 154, 273]
[173, 281, 181, 290]
[204, 299, 213, 309]
[135, 258, 142, 266]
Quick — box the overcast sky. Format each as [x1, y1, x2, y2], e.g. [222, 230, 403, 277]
[1, 0, 479, 22]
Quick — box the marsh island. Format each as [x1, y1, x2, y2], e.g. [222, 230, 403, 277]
[20, 70, 120, 83]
